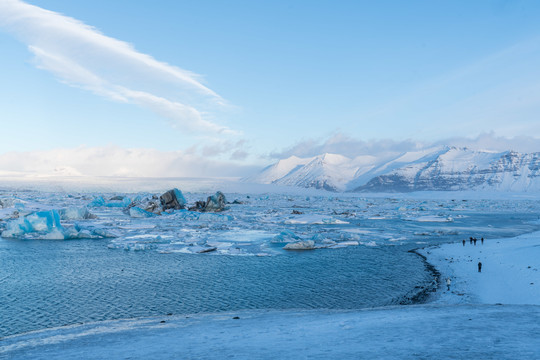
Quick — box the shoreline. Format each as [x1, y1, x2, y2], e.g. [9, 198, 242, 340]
[402, 249, 441, 305]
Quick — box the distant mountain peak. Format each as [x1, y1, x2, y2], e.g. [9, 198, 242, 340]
[245, 147, 540, 193]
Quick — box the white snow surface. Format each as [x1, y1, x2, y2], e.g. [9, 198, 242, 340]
[2, 231, 540, 359]
[419, 231, 540, 305]
[1, 306, 538, 359]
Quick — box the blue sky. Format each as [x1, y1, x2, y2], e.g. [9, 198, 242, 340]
[1, 0, 540, 176]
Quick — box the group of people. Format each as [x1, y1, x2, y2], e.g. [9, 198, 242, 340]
[462, 237, 484, 246]
[460, 236, 484, 273]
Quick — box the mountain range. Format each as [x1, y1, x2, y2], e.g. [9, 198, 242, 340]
[245, 147, 540, 192]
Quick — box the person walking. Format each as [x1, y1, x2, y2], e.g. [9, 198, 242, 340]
[473, 238, 477, 246]
[481, 237, 484, 245]
[470, 237, 473, 244]
[462, 239, 466, 246]
[478, 262, 482, 273]
[446, 278, 451, 291]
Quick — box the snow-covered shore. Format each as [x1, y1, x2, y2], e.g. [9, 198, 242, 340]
[2, 232, 540, 359]
[1, 305, 540, 359]
[419, 231, 540, 305]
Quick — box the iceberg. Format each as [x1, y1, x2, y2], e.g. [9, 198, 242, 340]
[271, 230, 300, 243]
[205, 191, 228, 212]
[160, 189, 186, 211]
[189, 191, 229, 212]
[283, 240, 316, 250]
[1, 209, 117, 240]
[1, 210, 63, 238]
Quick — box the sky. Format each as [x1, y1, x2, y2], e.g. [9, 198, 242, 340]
[1, 0, 540, 177]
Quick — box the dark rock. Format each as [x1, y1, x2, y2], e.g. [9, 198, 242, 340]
[160, 189, 186, 211]
[188, 191, 229, 212]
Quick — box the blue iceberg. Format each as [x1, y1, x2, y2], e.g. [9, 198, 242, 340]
[2, 210, 63, 238]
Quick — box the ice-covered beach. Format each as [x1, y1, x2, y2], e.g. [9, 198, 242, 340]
[2, 229, 539, 359]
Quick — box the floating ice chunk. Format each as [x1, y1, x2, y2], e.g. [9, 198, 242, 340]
[205, 191, 228, 212]
[1, 210, 63, 238]
[63, 227, 102, 239]
[129, 207, 157, 218]
[271, 230, 300, 243]
[83, 226, 119, 238]
[413, 215, 454, 222]
[360, 241, 375, 247]
[58, 207, 96, 220]
[198, 246, 218, 253]
[127, 196, 162, 215]
[89, 196, 131, 208]
[283, 240, 315, 250]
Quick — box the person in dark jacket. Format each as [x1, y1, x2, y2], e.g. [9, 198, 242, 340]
[478, 262, 482, 273]
[462, 239, 466, 246]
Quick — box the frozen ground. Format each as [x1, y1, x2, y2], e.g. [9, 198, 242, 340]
[419, 231, 540, 305]
[1, 305, 539, 359]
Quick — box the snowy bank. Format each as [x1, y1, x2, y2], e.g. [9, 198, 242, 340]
[419, 231, 540, 305]
[1, 305, 540, 359]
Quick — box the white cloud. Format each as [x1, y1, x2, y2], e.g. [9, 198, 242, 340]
[269, 133, 540, 160]
[0, 0, 231, 133]
[0, 146, 258, 178]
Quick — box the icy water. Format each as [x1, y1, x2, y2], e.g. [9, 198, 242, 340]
[1, 191, 539, 337]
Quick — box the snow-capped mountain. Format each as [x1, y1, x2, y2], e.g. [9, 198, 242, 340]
[245, 153, 361, 191]
[356, 148, 540, 192]
[246, 147, 540, 192]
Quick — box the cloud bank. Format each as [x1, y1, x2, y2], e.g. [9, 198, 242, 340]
[0, 134, 538, 180]
[0, 146, 258, 178]
[269, 133, 540, 160]
[0, 0, 230, 133]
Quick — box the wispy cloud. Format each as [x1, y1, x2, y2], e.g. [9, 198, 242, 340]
[359, 36, 540, 140]
[0, 0, 231, 133]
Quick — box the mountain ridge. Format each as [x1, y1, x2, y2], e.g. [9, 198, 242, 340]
[245, 147, 540, 192]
